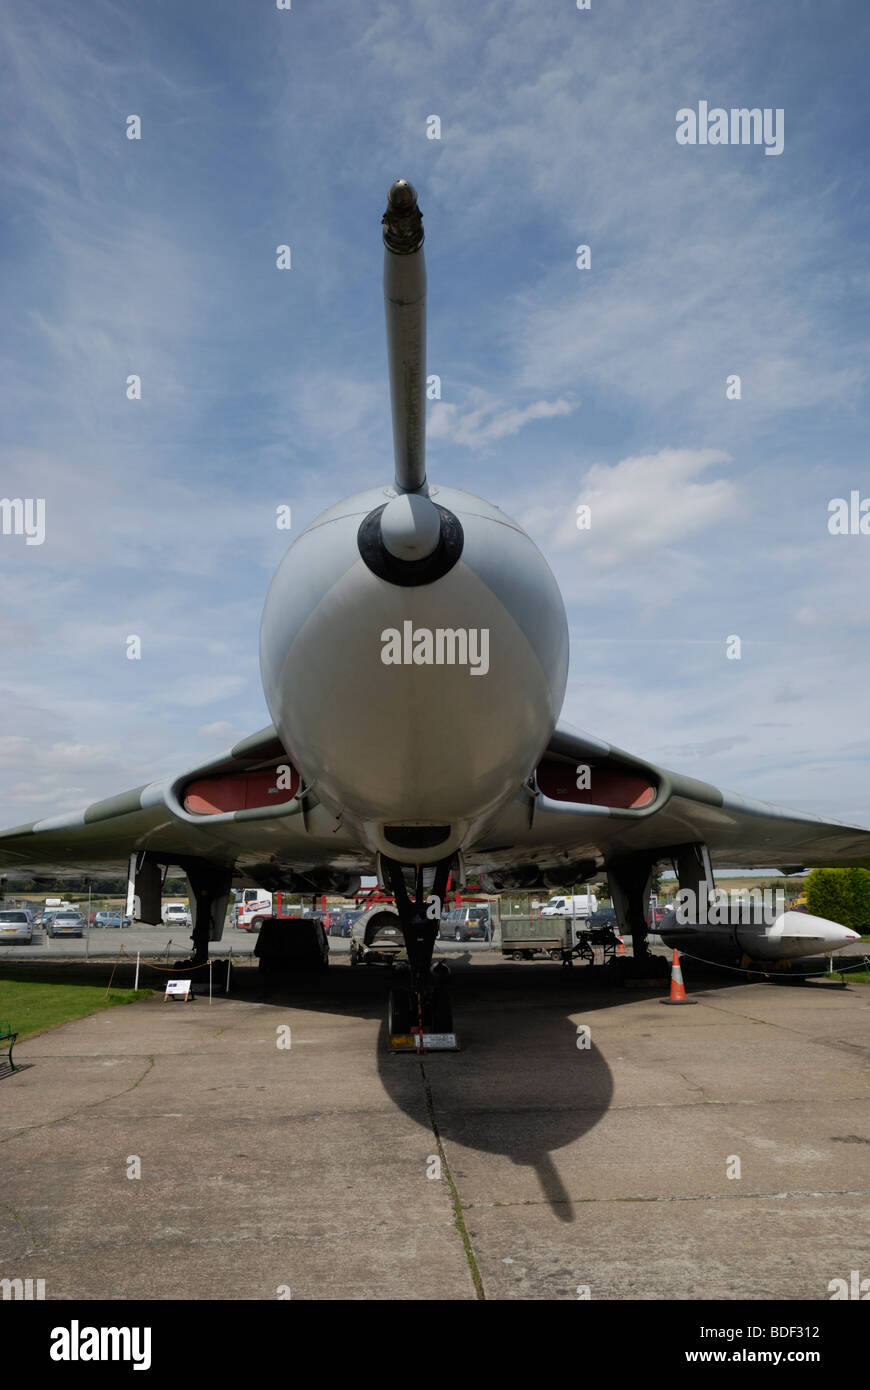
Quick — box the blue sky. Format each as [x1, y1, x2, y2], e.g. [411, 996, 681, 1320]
[1, 0, 869, 828]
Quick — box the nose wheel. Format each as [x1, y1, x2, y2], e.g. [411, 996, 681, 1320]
[387, 973, 453, 1036]
[381, 856, 459, 1051]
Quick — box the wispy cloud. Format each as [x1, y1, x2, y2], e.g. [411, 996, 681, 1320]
[429, 393, 576, 449]
[526, 447, 738, 561]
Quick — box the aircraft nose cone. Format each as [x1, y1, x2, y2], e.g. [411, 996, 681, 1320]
[380, 492, 441, 561]
[814, 917, 861, 949]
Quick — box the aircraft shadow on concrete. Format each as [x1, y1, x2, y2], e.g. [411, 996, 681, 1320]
[244, 959, 616, 1219]
[392, 968, 616, 1223]
[235, 953, 829, 1220]
[242, 957, 690, 1218]
[1, 954, 829, 1219]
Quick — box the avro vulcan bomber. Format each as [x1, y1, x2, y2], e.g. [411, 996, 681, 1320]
[1, 182, 865, 1035]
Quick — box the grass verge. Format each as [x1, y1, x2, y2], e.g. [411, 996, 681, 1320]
[0, 967, 152, 1040]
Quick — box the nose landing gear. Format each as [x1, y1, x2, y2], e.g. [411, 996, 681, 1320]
[381, 855, 459, 1051]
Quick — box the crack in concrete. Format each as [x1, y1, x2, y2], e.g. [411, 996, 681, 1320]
[430, 1093, 870, 1117]
[461, 1185, 870, 1210]
[0, 1200, 46, 1250]
[690, 999, 870, 1065]
[419, 1059, 485, 1300]
[0, 1056, 156, 1144]
[678, 1070, 707, 1097]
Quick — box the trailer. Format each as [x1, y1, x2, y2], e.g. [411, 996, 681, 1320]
[500, 916, 621, 967]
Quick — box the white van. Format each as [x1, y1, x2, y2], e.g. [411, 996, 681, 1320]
[540, 894, 598, 919]
[162, 901, 192, 926]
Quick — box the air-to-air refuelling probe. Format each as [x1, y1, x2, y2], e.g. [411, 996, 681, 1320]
[1, 181, 865, 1035]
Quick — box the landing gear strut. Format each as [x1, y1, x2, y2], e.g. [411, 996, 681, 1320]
[173, 860, 232, 970]
[608, 858, 669, 981]
[381, 856, 457, 1049]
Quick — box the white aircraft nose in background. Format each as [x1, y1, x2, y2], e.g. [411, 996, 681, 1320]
[767, 911, 861, 960]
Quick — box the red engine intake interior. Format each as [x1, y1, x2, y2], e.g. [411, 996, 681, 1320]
[183, 766, 299, 814]
[536, 757, 656, 809]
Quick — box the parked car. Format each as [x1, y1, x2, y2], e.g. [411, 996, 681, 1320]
[35, 902, 74, 926]
[587, 907, 619, 932]
[438, 905, 492, 942]
[321, 909, 350, 935]
[94, 910, 131, 928]
[0, 909, 33, 944]
[335, 909, 362, 938]
[47, 911, 86, 938]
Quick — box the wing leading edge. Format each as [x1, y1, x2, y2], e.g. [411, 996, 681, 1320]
[0, 724, 365, 887]
[2, 719, 868, 890]
[469, 721, 870, 884]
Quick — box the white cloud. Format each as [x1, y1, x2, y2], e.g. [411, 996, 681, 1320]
[532, 447, 737, 562]
[428, 395, 576, 449]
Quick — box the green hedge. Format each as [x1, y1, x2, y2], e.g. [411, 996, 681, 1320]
[805, 867, 870, 930]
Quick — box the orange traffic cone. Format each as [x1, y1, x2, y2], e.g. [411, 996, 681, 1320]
[660, 948, 697, 1005]
[616, 935, 626, 957]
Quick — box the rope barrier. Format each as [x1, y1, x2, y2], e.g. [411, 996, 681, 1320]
[132, 958, 214, 974]
[102, 944, 234, 996]
[674, 949, 870, 980]
[103, 944, 240, 970]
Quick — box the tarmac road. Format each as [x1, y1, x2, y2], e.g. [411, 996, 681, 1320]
[0, 922, 506, 962]
[6, 921, 868, 967]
